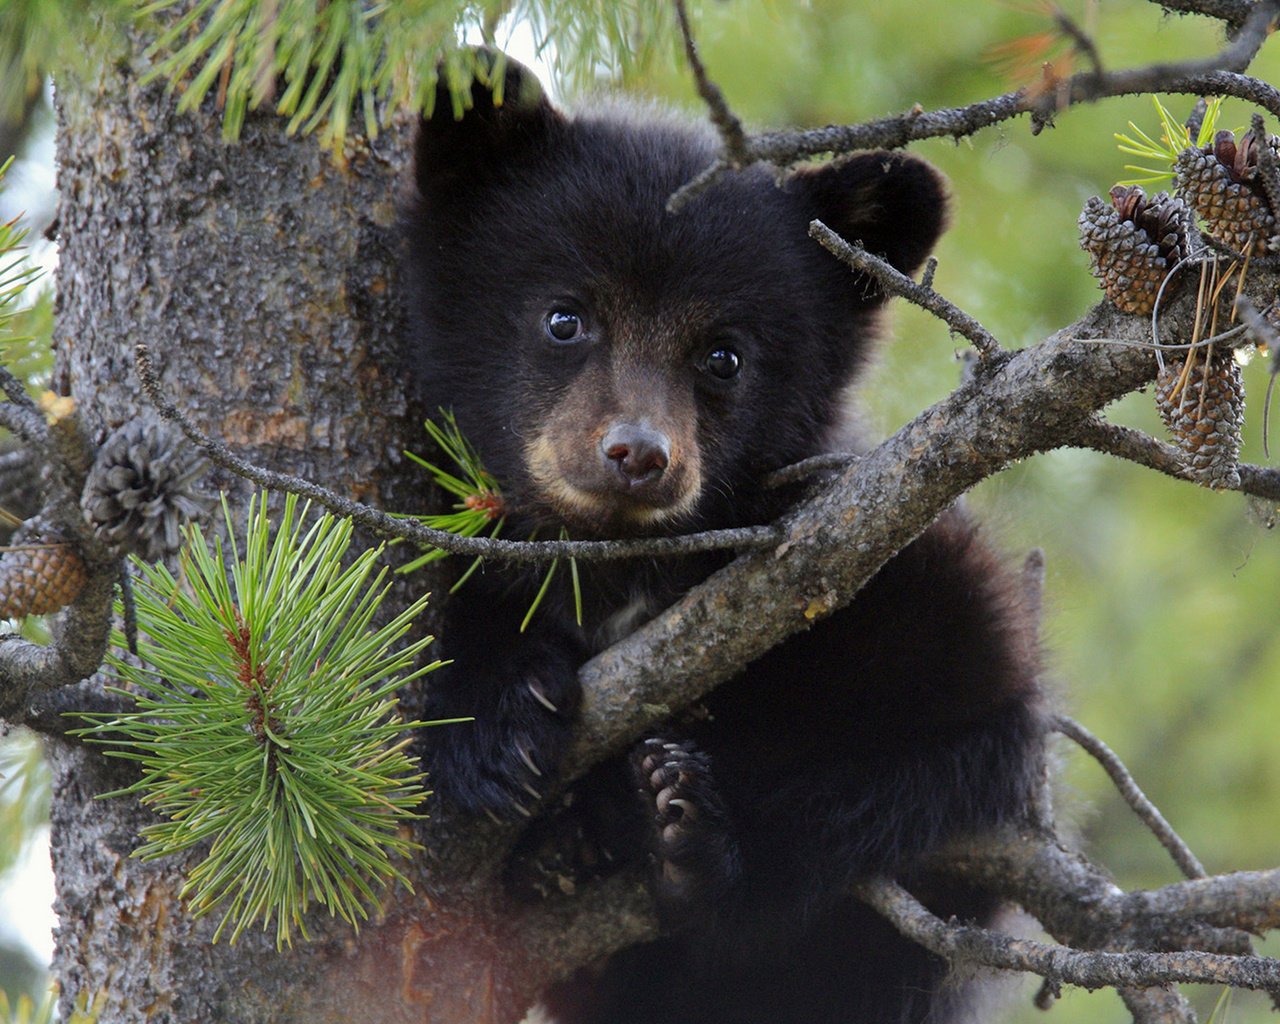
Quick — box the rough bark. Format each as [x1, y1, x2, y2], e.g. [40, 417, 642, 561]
[48, 46, 521, 1024]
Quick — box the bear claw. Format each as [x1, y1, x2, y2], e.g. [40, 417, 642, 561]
[633, 736, 737, 907]
[527, 679, 560, 713]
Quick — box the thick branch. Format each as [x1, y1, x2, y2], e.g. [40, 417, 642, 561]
[0, 569, 116, 721]
[0, 403, 119, 722]
[0, 399, 49, 448]
[514, 867, 658, 983]
[565, 286, 1196, 773]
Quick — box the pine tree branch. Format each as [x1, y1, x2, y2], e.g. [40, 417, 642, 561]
[1118, 987, 1198, 1024]
[1153, 0, 1257, 33]
[0, 364, 38, 411]
[930, 825, 1280, 943]
[856, 875, 1280, 995]
[1071, 416, 1280, 500]
[669, 0, 1280, 211]
[514, 867, 658, 987]
[0, 397, 48, 448]
[0, 403, 119, 723]
[563, 238, 1279, 776]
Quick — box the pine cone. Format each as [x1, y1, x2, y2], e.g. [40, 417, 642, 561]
[1079, 186, 1189, 315]
[1155, 351, 1245, 490]
[1174, 130, 1278, 256]
[82, 420, 210, 561]
[0, 516, 89, 618]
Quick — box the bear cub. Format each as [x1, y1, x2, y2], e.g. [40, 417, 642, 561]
[405, 54, 1044, 1024]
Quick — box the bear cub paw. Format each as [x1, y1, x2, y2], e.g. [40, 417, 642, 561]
[634, 737, 740, 909]
[428, 665, 579, 820]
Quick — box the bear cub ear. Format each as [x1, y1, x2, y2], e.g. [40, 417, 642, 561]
[790, 152, 948, 286]
[414, 48, 563, 197]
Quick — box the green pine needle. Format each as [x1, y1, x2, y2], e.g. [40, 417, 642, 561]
[1115, 95, 1226, 187]
[0, 730, 51, 878]
[131, 0, 672, 151]
[0, 158, 44, 338]
[77, 492, 454, 948]
[401, 413, 584, 627]
[0, 989, 101, 1024]
[0, 0, 129, 124]
[4, 0, 674, 151]
[400, 409, 506, 573]
[0, 161, 52, 395]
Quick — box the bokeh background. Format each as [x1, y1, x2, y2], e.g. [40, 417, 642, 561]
[1, 2, 1277, 1021]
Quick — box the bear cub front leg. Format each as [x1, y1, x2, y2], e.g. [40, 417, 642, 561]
[427, 626, 584, 819]
[634, 737, 743, 919]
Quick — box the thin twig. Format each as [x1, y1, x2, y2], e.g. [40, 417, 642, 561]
[1235, 296, 1280, 456]
[1053, 4, 1104, 77]
[1021, 548, 1046, 639]
[1151, 0, 1255, 33]
[0, 364, 37, 411]
[1054, 714, 1208, 880]
[672, 0, 748, 166]
[809, 221, 1003, 359]
[761, 452, 859, 489]
[133, 339, 783, 564]
[920, 256, 939, 291]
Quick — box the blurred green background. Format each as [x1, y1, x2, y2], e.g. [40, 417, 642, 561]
[2, 1, 1278, 1021]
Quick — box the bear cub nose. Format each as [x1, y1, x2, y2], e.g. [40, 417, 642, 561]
[601, 422, 671, 488]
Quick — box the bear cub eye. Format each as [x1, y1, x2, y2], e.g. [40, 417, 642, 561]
[544, 309, 585, 344]
[703, 346, 742, 380]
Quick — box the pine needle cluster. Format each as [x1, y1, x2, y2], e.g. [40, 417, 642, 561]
[402, 411, 582, 629]
[0, 0, 129, 123]
[0, 989, 101, 1024]
[1116, 95, 1227, 187]
[0, 158, 42, 339]
[0, 729, 51, 876]
[78, 492, 448, 948]
[133, 0, 672, 150]
[401, 409, 505, 579]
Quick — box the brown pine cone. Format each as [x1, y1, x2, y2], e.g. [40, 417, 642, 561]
[0, 516, 89, 618]
[1079, 186, 1189, 315]
[1155, 351, 1245, 490]
[82, 419, 209, 562]
[1175, 130, 1278, 256]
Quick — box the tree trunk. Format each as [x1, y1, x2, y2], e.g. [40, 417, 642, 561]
[49, 43, 572, 1024]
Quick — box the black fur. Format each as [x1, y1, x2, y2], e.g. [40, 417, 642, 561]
[405, 53, 1044, 1024]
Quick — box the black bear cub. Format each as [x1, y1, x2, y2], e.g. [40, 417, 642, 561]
[405, 54, 1044, 1024]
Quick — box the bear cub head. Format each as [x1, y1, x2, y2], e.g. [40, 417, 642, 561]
[405, 53, 947, 539]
